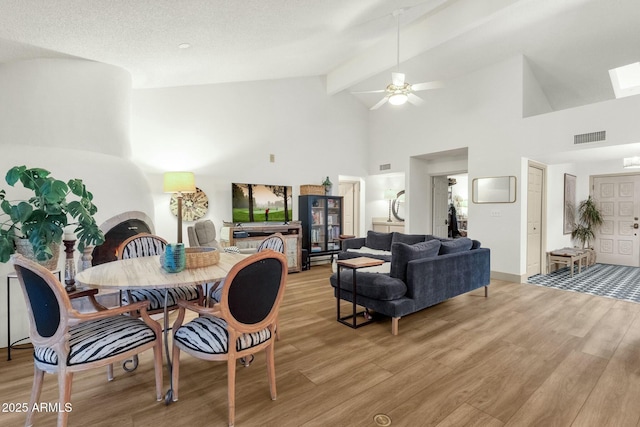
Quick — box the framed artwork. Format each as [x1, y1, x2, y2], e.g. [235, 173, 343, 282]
[563, 174, 576, 234]
[170, 187, 209, 221]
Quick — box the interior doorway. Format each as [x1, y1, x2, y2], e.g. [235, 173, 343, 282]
[526, 162, 546, 277]
[432, 173, 468, 239]
[338, 180, 360, 236]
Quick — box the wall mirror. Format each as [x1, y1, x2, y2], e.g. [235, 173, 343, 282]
[472, 176, 516, 203]
[392, 190, 405, 221]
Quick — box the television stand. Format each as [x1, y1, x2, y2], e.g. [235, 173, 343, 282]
[223, 222, 302, 273]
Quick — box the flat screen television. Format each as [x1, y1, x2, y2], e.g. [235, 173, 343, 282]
[232, 183, 292, 223]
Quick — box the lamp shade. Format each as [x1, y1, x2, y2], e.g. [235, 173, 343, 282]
[388, 93, 408, 106]
[163, 172, 196, 193]
[384, 189, 396, 200]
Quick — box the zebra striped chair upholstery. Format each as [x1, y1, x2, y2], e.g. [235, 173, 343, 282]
[11, 254, 163, 427]
[117, 234, 204, 314]
[171, 250, 288, 427]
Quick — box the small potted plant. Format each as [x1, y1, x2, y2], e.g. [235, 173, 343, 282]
[571, 195, 604, 265]
[0, 165, 105, 267]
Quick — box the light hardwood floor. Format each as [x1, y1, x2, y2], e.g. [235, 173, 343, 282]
[2, 265, 640, 426]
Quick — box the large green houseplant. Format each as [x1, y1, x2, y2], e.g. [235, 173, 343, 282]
[0, 165, 105, 264]
[571, 195, 604, 249]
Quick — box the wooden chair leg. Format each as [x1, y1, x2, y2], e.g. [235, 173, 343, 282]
[153, 346, 163, 401]
[265, 342, 277, 400]
[485, 285, 489, 297]
[227, 357, 237, 427]
[57, 371, 73, 427]
[26, 365, 45, 427]
[275, 317, 281, 341]
[171, 345, 181, 401]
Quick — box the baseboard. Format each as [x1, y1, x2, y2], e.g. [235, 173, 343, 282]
[490, 270, 527, 284]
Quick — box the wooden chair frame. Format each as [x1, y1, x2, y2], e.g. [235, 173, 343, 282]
[171, 250, 288, 427]
[11, 254, 163, 427]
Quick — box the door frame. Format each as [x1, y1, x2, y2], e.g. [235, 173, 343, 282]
[527, 160, 547, 277]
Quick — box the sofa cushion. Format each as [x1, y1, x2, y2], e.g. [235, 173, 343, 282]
[392, 232, 426, 246]
[330, 272, 407, 300]
[439, 237, 473, 255]
[390, 240, 441, 282]
[366, 231, 394, 251]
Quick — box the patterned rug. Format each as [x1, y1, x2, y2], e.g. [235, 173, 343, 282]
[528, 263, 640, 304]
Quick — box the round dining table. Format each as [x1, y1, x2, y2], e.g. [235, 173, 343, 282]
[75, 251, 247, 404]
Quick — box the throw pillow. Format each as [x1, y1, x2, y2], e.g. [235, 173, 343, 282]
[471, 240, 482, 250]
[366, 231, 393, 251]
[390, 240, 441, 282]
[392, 232, 426, 246]
[439, 237, 473, 255]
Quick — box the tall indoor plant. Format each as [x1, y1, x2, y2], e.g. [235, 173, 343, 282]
[0, 165, 105, 264]
[571, 195, 604, 249]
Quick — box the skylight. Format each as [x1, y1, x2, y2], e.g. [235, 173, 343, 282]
[609, 62, 640, 99]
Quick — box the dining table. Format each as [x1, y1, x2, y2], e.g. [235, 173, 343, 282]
[75, 251, 247, 404]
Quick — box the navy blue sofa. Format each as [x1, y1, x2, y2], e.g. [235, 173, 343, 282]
[330, 231, 491, 335]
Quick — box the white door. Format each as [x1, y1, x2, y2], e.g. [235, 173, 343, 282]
[593, 175, 640, 267]
[339, 181, 359, 236]
[527, 165, 543, 276]
[433, 176, 449, 238]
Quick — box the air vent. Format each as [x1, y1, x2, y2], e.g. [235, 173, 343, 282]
[574, 131, 606, 144]
[380, 163, 391, 171]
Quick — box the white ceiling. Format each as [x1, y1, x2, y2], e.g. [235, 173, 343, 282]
[0, 0, 638, 113]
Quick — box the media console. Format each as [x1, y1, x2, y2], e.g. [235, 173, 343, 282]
[222, 222, 302, 273]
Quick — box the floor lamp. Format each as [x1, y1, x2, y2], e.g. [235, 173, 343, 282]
[164, 172, 196, 243]
[384, 189, 396, 222]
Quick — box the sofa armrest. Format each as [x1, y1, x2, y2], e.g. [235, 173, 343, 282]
[341, 237, 366, 251]
[404, 248, 491, 302]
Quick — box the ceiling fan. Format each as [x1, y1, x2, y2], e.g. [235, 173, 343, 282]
[353, 9, 443, 110]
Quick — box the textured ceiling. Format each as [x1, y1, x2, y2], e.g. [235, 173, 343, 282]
[0, 0, 639, 112]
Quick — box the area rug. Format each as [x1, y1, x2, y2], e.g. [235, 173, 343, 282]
[527, 263, 640, 304]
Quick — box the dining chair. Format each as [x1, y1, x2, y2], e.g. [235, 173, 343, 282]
[209, 233, 285, 344]
[171, 250, 287, 427]
[11, 254, 163, 427]
[117, 233, 204, 314]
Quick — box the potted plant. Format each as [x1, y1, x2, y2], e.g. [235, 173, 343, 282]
[0, 165, 105, 266]
[571, 195, 604, 264]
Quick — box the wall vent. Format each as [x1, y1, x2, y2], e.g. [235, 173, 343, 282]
[379, 163, 391, 171]
[574, 131, 606, 144]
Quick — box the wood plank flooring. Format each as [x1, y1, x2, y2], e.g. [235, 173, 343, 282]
[2, 265, 640, 426]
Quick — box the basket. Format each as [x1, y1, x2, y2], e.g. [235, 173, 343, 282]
[185, 247, 220, 269]
[300, 184, 325, 196]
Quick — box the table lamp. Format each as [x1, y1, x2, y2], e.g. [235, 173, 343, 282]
[164, 172, 196, 243]
[384, 189, 396, 222]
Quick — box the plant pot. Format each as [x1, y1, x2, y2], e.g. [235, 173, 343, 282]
[14, 239, 61, 271]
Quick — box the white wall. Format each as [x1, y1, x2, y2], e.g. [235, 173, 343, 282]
[0, 59, 154, 347]
[130, 76, 370, 241]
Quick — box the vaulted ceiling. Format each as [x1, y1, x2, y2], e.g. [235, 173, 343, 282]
[0, 0, 638, 111]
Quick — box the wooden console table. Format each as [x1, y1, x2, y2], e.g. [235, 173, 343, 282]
[222, 222, 302, 273]
[547, 248, 589, 277]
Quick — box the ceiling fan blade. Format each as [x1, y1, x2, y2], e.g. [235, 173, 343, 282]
[351, 89, 387, 94]
[370, 97, 389, 110]
[407, 93, 425, 106]
[411, 80, 444, 91]
[392, 72, 405, 86]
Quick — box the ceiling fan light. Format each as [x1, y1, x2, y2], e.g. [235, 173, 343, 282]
[388, 93, 408, 106]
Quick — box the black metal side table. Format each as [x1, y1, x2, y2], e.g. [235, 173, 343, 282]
[336, 257, 384, 329]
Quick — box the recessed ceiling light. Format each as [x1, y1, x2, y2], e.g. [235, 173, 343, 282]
[609, 62, 640, 99]
[178, 43, 191, 49]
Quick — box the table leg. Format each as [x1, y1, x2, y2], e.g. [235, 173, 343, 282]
[351, 268, 357, 328]
[163, 289, 173, 405]
[7, 275, 10, 361]
[336, 266, 341, 322]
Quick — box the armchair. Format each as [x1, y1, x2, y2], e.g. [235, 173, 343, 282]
[11, 254, 163, 427]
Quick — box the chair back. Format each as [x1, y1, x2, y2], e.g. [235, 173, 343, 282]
[187, 220, 221, 250]
[257, 233, 285, 254]
[11, 254, 70, 343]
[219, 250, 287, 333]
[117, 233, 167, 260]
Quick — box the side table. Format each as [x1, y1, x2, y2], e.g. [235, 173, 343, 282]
[336, 256, 384, 329]
[6, 270, 103, 361]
